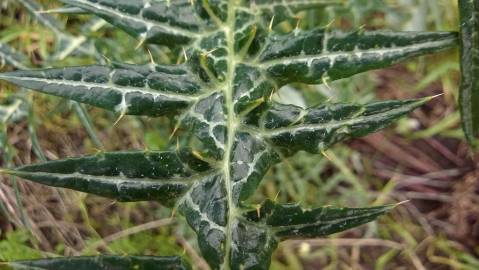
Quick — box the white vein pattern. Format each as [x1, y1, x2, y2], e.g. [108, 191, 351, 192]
[186, 108, 227, 151]
[260, 38, 457, 68]
[12, 171, 198, 184]
[0, 75, 198, 112]
[182, 190, 226, 232]
[233, 70, 272, 106]
[231, 148, 269, 189]
[66, 0, 201, 38]
[264, 101, 421, 137]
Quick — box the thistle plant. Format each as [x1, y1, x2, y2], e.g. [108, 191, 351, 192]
[0, 0, 461, 269]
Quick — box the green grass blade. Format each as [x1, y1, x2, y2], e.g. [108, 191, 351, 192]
[459, 0, 479, 146]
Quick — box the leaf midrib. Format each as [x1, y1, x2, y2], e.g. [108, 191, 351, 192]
[258, 38, 457, 67]
[0, 75, 198, 101]
[222, 0, 240, 268]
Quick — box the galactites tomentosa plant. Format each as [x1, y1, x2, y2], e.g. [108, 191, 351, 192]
[0, 0, 460, 269]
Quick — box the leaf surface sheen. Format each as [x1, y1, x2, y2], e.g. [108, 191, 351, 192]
[0, 0, 461, 269]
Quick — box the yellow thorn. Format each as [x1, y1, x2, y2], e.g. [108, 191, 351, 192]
[256, 204, 261, 218]
[394, 200, 410, 207]
[427, 93, 445, 100]
[169, 124, 181, 141]
[144, 144, 150, 152]
[101, 54, 112, 65]
[273, 191, 280, 202]
[325, 19, 335, 30]
[0, 168, 10, 175]
[135, 37, 146, 50]
[204, 48, 218, 56]
[113, 112, 126, 127]
[92, 147, 104, 154]
[147, 48, 156, 65]
[176, 137, 180, 152]
[322, 75, 332, 91]
[183, 47, 188, 62]
[269, 87, 279, 101]
[295, 17, 302, 31]
[268, 15, 275, 32]
[321, 150, 332, 161]
[171, 208, 177, 218]
[192, 150, 206, 161]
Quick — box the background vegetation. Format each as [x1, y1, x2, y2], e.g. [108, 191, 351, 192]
[1, 0, 478, 269]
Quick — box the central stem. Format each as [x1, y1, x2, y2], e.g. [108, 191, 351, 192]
[222, 0, 238, 269]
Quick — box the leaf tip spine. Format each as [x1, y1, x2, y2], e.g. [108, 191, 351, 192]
[393, 200, 410, 208]
[113, 112, 126, 127]
[428, 93, 445, 100]
[135, 37, 146, 50]
[421, 93, 444, 104]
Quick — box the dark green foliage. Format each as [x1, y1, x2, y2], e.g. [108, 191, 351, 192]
[0, 256, 191, 270]
[0, 0, 460, 269]
[459, 0, 479, 146]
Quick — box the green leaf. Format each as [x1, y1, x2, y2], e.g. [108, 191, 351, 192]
[459, 0, 479, 146]
[0, 64, 203, 116]
[0, 150, 213, 206]
[257, 97, 431, 155]
[245, 199, 394, 238]
[2, 1, 450, 269]
[0, 43, 28, 70]
[59, 0, 206, 46]
[252, 0, 344, 26]
[1, 256, 191, 270]
[259, 29, 458, 85]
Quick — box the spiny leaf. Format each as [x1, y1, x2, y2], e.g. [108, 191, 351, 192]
[0, 64, 203, 116]
[0, 151, 213, 206]
[245, 199, 394, 238]
[0, 256, 191, 270]
[59, 0, 206, 46]
[459, 0, 479, 146]
[257, 97, 431, 155]
[259, 30, 458, 85]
